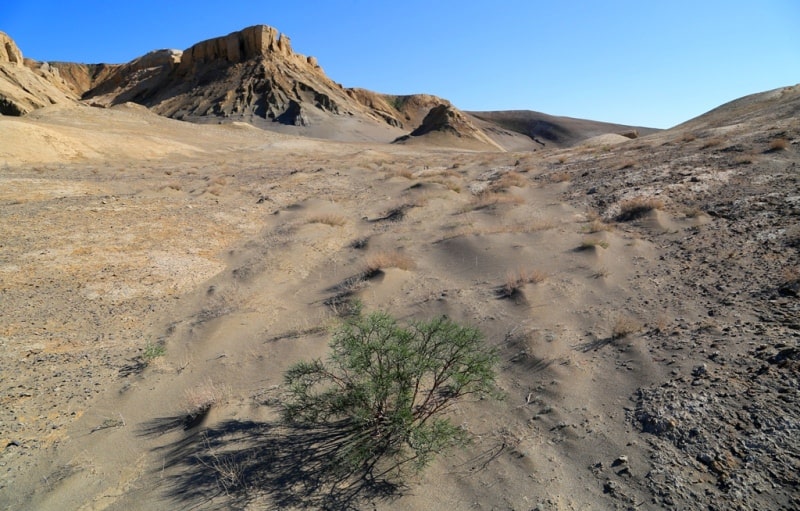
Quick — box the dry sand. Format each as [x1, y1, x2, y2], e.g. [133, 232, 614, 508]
[1, 90, 798, 510]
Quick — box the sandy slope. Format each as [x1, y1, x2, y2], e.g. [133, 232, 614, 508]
[0, 92, 798, 510]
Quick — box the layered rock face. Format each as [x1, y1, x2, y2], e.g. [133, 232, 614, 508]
[0, 31, 77, 115]
[177, 25, 319, 74]
[1, 32, 23, 65]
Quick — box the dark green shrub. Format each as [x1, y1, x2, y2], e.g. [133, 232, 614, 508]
[282, 311, 499, 479]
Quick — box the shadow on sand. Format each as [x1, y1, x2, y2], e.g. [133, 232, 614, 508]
[139, 415, 404, 510]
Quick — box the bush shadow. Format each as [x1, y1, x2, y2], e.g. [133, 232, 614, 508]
[139, 416, 404, 510]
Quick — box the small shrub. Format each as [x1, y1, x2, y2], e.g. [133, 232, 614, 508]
[616, 196, 664, 221]
[143, 341, 165, 361]
[282, 312, 500, 479]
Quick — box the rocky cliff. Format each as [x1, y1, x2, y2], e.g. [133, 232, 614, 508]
[0, 31, 77, 115]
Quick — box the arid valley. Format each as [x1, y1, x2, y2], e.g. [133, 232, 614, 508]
[1, 26, 798, 510]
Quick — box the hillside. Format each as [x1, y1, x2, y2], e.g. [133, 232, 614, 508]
[1, 26, 657, 149]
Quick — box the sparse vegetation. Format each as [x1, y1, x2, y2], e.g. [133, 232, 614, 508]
[282, 311, 500, 480]
[616, 196, 664, 221]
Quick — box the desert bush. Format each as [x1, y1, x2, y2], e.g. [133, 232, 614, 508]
[616, 196, 664, 221]
[282, 312, 500, 478]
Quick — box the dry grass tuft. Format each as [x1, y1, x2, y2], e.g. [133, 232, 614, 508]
[184, 379, 228, 415]
[768, 138, 789, 152]
[550, 171, 572, 183]
[425, 176, 462, 193]
[582, 219, 613, 234]
[392, 168, 415, 179]
[700, 137, 725, 150]
[491, 171, 528, 191]
[616, 196, 664, 221]
[498, 268, 546, 298]
[365, 251, 415, 273]
[307, 213, 347, 227]
[470, 191, 525, 210]
[683, 206, 705, 218]
[577, 239, 609, 251]
[611, 316, 641, 340]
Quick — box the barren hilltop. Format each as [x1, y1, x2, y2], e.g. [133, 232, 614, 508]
[0, 25, 798, 511]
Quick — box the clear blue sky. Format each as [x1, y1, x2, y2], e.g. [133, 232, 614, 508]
[2, 1, 798, 128]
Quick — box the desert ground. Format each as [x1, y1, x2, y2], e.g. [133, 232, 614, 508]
[0, 82, 798, 511]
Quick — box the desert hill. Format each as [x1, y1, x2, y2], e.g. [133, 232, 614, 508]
[470, 109, 660, 146]
[1, 26, 656, 149]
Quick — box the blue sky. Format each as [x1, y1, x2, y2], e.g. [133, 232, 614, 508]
[2, 1, 798, 128]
